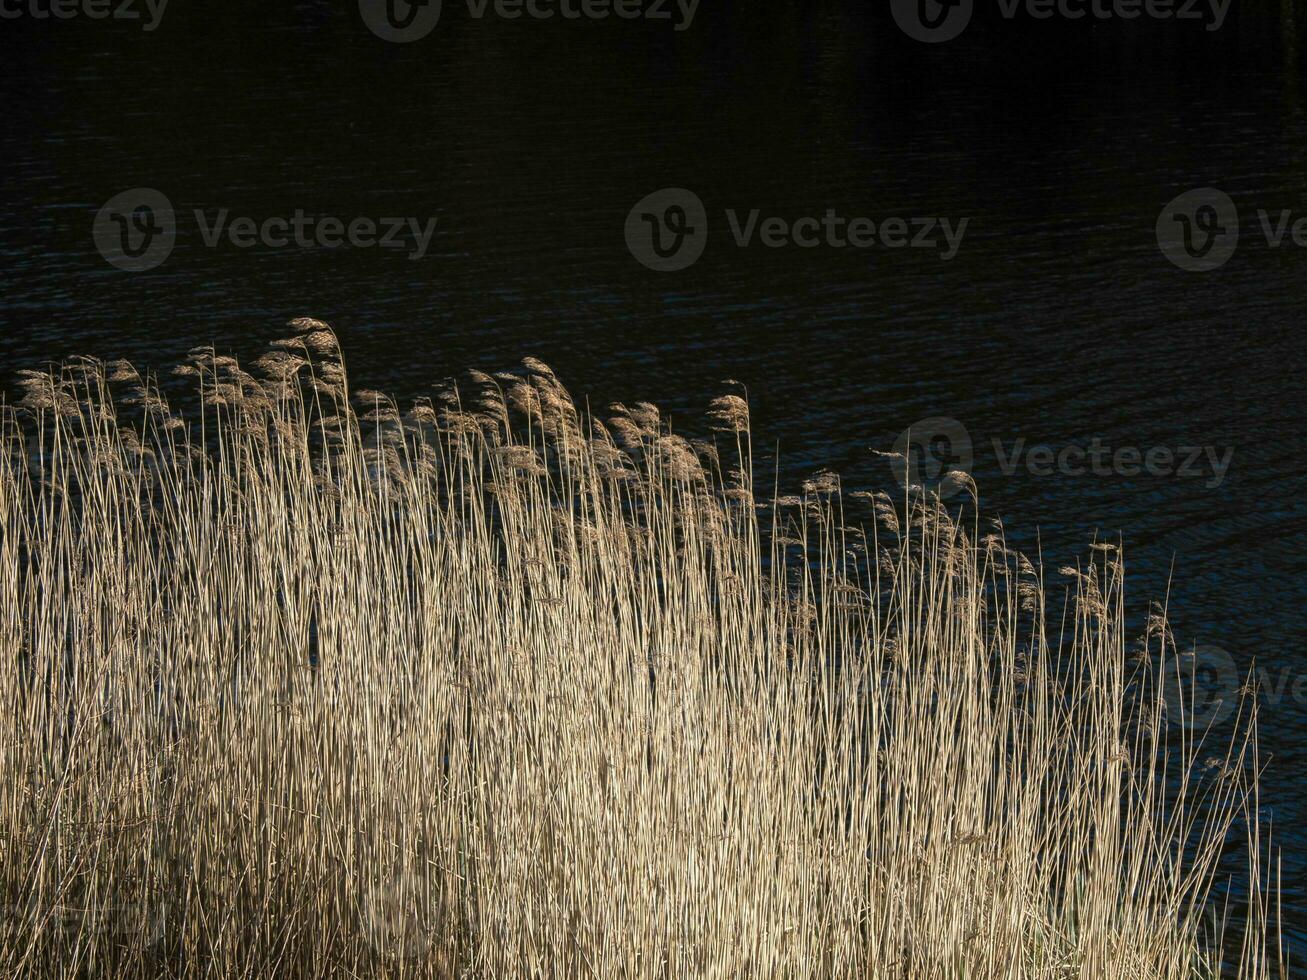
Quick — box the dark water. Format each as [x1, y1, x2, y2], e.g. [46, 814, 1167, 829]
[2, 0, 1305, 954]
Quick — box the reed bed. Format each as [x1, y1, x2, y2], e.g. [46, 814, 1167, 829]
[0, 319, 1282, 978]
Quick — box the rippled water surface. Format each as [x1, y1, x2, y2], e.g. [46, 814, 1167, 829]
[2, 0, 1305, 952]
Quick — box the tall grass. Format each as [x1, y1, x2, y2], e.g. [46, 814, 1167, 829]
[0, 319, 1283, 978]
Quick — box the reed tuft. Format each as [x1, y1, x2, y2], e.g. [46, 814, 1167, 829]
[0, 326, 1282, 979]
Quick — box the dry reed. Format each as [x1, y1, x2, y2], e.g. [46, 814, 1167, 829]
[0, 321, 1284, 978]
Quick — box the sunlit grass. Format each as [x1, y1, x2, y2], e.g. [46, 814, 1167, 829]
[0, 318, 1283, 978]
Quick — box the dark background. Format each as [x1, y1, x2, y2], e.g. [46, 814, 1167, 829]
[1, 0, 1304, 954]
